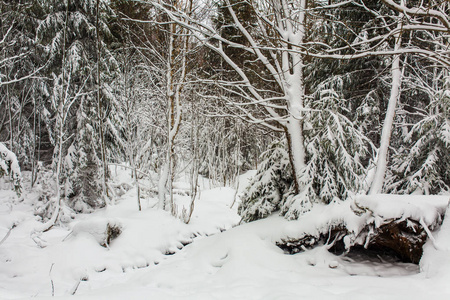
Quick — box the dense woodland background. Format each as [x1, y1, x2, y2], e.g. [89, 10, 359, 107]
[1, 0, 449, 226]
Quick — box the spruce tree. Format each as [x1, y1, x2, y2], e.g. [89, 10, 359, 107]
[389, 74, 450, 194]
[36, 0, 116, 212]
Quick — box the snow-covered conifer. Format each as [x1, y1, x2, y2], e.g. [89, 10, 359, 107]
[36, 0, 117, 213]
[390, 76, 450, 194]
[239, 142, 293, 222]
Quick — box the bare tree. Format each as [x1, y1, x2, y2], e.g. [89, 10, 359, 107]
[157, 0, 193, 215]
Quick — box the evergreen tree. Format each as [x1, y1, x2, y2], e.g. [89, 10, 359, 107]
[389, 74, 450, 194]
[238, 142, 293, 222]
[36, 0, 117, 212]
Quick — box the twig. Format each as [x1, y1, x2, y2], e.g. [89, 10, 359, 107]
[49, 263, 55, 297]
[70, 279, 81, 295]
[61, 231, 73, 242]
[0, 224, 16, 246]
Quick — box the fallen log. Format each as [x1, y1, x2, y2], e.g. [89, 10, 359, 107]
[276, 195, 449, 264]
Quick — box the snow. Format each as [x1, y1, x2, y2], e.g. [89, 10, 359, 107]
[1, 168, 450, 299]
[280, 200, 366, 241]
[237, 170, 257, 194]
[355, 194, 449, 228]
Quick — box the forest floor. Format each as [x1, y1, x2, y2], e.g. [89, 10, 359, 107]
[1, 167, 450, 299]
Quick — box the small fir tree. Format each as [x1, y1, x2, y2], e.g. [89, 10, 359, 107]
[238, 142, 293, 222]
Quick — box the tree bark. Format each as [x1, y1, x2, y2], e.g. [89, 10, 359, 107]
[369, 9, 404, 195]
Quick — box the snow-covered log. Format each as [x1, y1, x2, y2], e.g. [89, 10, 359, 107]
[277, 195, 449, 263]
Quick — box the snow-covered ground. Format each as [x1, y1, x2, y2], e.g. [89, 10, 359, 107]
[1, 168, 450, 299]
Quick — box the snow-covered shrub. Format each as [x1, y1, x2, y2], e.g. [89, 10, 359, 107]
[33, 166, 75, 223]
[238, 142, 294, 222]
[34, 195, 75, 224]
[33, 167, 55, 220]
[0, 142, 22, 196]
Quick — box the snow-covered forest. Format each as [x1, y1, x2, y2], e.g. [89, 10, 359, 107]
[1, 0, 450, 298]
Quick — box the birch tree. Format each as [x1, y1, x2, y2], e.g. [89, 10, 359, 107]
[368, 1, 405, 194]
[151, 0, 374, 217]
[157, 0, 193, 216]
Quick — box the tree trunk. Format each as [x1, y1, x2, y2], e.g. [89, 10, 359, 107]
[158, 0, 189, 214]
[285, 118, 306, 195]
[282, 0, 307, 195]
[369, 11, 404, 195]
[158, 162, 169, 210]
[96, 0, 109, 200]
[134, 167, 141, 211]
